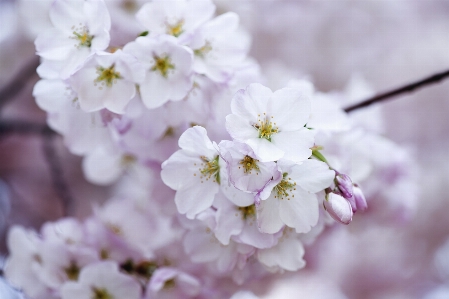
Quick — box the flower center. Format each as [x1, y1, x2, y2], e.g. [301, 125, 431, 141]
[151, 54, 175, 78]
[274, 173, 296, 200]
[198, 155, 220, 184]
[239, 155, 260, 174]
[166, 20, 184, 37]
[92, 288, 112, 299]
[64, 261, 80, 281]
[238, 204, 256, 220]
[121, 0, 137, 12]
[71, 25, 94, 48]
[120, 154, 136, 167]
[254, 113, 278, 141]
[164, 278, 176, 289]
[194, 41, 212, 58]
[95, 64, 121, 88]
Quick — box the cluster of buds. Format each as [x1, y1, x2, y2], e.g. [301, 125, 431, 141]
[324, 173, 368, 225]
[312, 148, 367, 225]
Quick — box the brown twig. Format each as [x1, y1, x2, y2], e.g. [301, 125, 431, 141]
[0, 120, 73, 217]
[344, 69, 449, 113]
[0, 56, 40, 111]
[0, 120, 54, 136]
[42, 133, 74, 217]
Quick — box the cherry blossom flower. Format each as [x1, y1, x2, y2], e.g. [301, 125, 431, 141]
[161, 126, 222, 219]
[226, 83, 314, 162]
[219, 140, 279, 194]
[123, 35, 194, 109]
[256, 159, 334, 234]
[189, 12, 250, 83]
[70, 50, 145, 114]
[136, 0, 215, 42]
[35, 0, 111, 79]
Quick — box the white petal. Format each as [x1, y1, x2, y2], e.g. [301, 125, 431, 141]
[175, 181, 219, 219]
[225, 114, 259, 141]
[71, 66, 105, 112]
[140, 73, 171, 109]
[271, 129, 314, 162]
[270, 87, 311, 130]
[161, 151, 201, 190]
[256, 196, 284, 234]
[291, 160, 335, 193]
[82, 150, 122, 185]
[178, 126, 215, 155]
[231, 84, 270, 121]
[103, 80, 135, 114]
[33, 79, 69, 112]
[246, 138, 284, 162]
[183, 229, 221, 263]
[278, 189, 318, 233]
[257, 236, 305, 271]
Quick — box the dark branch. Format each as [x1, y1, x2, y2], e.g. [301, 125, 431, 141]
[42, 134, 74, 217]
[0, 56, 40, 110]
[0, 120, 55, 136]
[0, 120, 73, 216]
[344, 69, 449, 113]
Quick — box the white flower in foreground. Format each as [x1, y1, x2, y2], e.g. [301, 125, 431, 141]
[35, 0, 111, 79]
[136, 0, 215, 41]
[71, 50, 145, 113]
[161, 126, 221, 219]
[226, 83, 314, 162]
[124, 35, 194, 109]
[61, 262, 141, 299]
[257, 159, 334, 234]
[219, 140, 279, 194]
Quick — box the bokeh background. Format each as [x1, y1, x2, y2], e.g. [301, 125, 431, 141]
[1, 1, 449, 298]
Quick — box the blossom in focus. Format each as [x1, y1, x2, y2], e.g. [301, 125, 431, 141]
[256, 159, 335, 233]
[226, 83, 314, 162]
[161, 126, 222, 219]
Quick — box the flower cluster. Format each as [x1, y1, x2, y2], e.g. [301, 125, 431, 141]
[5, 200, 259, 299]
[7, 1, 423, 298]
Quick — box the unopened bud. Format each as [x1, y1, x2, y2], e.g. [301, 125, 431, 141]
[324, 192, 353, 225]
[335, 173, 353, 199]
[353, 184, 367, 212]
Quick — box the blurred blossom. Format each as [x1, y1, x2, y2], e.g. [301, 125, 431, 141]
[2, 1, 449, 299]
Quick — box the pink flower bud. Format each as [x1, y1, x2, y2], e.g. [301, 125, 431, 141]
[335, 173, 353, 199]
[324, 192, 353, 225]
[353, 184, 368, 212]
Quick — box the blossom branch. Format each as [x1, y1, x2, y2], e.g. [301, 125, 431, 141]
[0, 120, 54, 136]
[344, 68, 449, 112]
[0, 120, 73, 216]
[0, 56, 40, 111]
